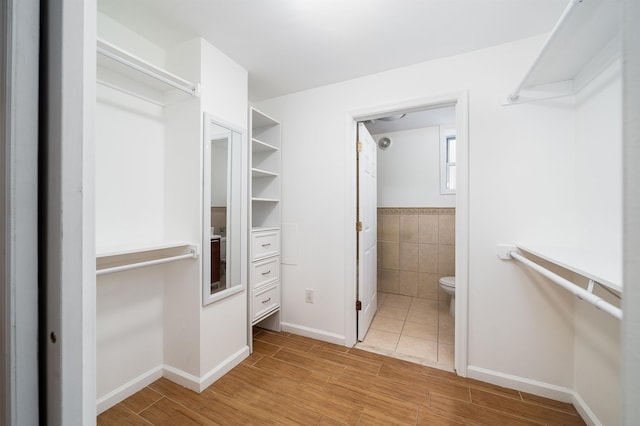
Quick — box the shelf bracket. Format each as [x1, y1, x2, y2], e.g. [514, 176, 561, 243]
[504, 80, 574, 106]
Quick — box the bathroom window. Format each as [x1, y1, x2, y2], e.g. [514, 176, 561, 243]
[440, 128, 456, 194]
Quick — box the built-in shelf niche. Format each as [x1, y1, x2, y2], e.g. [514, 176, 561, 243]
[250, 108, 281, 229]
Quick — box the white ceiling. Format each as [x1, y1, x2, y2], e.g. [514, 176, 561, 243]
[98, 0, 568, 101]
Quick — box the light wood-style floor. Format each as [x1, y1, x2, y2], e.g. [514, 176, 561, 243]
[98, 330, 585, 425]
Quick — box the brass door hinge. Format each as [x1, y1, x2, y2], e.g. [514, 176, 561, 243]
[356, 300, 362, 311]
[356, 221, 363, 232]
[357, 141, 363, 153]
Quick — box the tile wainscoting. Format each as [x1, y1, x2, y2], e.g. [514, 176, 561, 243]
[377, 207, 455, 303]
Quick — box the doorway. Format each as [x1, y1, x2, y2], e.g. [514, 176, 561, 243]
[349, 92, 469, 375]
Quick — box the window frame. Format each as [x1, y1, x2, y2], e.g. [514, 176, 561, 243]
[440, 127, 457, 194]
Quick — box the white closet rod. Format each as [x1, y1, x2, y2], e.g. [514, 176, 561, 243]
[509, 250, 622, 320]
[96, 249, 198, 276]
[97, 44, 196, 97]
[507, 0, 583, 103]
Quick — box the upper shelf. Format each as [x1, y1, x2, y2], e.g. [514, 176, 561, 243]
[252, 108, 279, 129]
[516, 244, 622, 293]
[252, 138, 279, 152]
[252, 168, 279, 178]
[97, 38, 200, 100]
[508, 0, 621, 103]
[96, 241, 199, 276]
[96, 241, 196, 259]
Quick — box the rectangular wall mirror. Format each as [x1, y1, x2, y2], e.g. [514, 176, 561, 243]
[203, 113, 247, 305]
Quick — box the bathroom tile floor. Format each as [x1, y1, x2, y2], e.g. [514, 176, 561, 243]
[356, 292, 455, 371]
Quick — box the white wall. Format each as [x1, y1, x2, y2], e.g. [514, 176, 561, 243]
[374, 126, 455, 207]
[96, 269, 164, 397]
[95, 83, 170, 397]
[162, 37, 203, 380]
[196, 38, 249, 380]
[95, 14, 174, 403]
[159, 35, 250, 383]
[574, 59, 622, 258]
[95, 15, 249, 407]
[257, 33, 581, 400]
[572, 59, 622, 426]
[95, 85, 166, 248]
[98, 12, 165, 67]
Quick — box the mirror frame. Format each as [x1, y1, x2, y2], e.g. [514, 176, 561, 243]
[202, 113, 248, 306]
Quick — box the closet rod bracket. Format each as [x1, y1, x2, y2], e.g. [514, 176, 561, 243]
[193, 83, 201, 98]
[496, 244, 518, 260]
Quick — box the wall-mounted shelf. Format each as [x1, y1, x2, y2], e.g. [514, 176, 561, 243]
[252, 197, 280, 203]
[517, 244, 622, 292]
[97, 38, 200, 104]
[510, 244, 622, 293]
[252, 110, 279, 129]
[507, 0, 621, 104]
[252, 138, 279, 152]
[252, 168, 279, 178]
[498, 244, 622, 319]
[96, 241, 199, 276]
[250, 108, 281, 229]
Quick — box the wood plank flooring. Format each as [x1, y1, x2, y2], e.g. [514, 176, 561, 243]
[98, 330, 585, 425]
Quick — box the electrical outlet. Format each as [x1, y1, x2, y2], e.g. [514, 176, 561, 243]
[305, 289, 314, 304]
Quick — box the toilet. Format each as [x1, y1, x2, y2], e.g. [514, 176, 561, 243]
[439, 276, 456, 317]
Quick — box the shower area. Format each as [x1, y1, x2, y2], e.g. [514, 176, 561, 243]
[357, 106, 457, 372]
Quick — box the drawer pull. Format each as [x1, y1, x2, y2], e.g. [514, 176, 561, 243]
[261, 270, 271, 276]
[261, 243, 271, 248]
[261, 297, 272, 304]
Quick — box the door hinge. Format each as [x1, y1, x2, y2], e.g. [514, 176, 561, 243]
[357, 141, 363, 153]
[356, 221, 363, 232]
[356, 300, 362, 311]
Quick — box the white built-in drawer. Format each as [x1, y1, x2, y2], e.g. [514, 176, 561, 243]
[252, 283, 280, 322]
[252, 256, 280, 290]
[251, 229, 280, 261]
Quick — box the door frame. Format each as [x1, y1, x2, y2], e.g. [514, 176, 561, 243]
[1, 0, 40, 423]
[344, 91, 469, 376]
[41, 0, 97, 423]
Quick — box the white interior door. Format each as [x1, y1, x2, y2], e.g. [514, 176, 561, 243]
[357, 123, 377, 341]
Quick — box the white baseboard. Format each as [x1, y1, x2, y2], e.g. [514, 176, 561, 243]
[467, 365, 574, 402]
[572, 391, 601, 426]
[281, 322, 346, 346]
[467, 365, 600, 425]
[96, 365, 163, 415]
[198, 346, 250, 391]
[162, 365, 202, 393]
[97, 346, 250, 414]
[163, 346, 250, 392]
